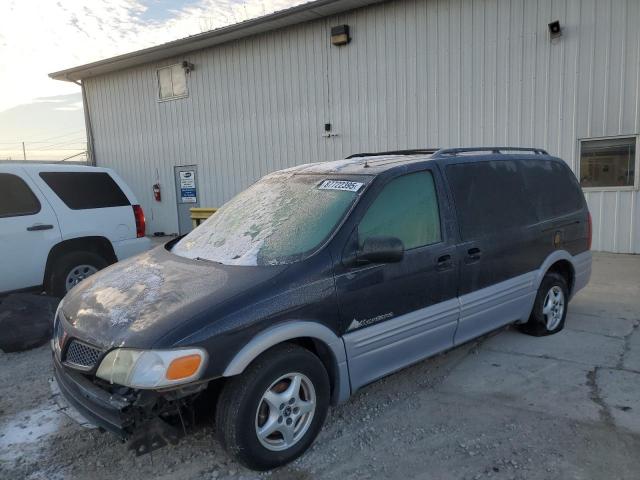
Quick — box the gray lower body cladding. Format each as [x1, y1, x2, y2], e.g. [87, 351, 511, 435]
[343, 250, 592, 393]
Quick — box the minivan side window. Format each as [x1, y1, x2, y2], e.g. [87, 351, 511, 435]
[39, 172, 130, 210]
[0, 173, 41, 218]
[446, 160, 537, 240]
[359, 171, 441, 250]
[520, 160, 583, 220]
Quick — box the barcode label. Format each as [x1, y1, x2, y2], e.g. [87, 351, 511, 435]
[318, 180, 364, 192]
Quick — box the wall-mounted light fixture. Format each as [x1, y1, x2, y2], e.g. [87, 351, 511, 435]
[331, 25, 351, 46]
[548, 20, 562, 39]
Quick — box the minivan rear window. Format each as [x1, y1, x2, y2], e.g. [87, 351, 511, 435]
[39, 172, 130, 210]
[520, 160, 583, 220]
[446, 160, 537, 240]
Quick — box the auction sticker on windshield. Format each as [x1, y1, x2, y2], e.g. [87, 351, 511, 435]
[318, 180, 364, 192]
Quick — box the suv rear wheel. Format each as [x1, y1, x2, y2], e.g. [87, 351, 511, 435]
[47, 251, 108, 297]
[519, 271, 569, 336]
[215, 343, 330, 471]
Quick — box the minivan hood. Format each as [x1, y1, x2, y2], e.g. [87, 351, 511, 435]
[60, 245, 287, 349]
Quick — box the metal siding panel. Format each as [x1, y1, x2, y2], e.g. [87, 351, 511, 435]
[82, 0, 640, 252]
[599, 192, 618, 253]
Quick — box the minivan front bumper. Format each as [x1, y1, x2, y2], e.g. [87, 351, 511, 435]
[52, 354, 201, 455]
[52, 355, 132, 438]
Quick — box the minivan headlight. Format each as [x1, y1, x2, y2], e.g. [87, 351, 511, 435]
[96, 348, 207, 389]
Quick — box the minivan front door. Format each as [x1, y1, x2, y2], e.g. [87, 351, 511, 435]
[334, 170, 459, 391]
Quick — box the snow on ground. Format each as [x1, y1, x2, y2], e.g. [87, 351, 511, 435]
[0, 403, 63, 460]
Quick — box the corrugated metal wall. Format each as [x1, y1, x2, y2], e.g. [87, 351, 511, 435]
[84, 0, 640, 253]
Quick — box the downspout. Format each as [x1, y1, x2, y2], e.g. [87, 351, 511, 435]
[71, 77, 96, 166]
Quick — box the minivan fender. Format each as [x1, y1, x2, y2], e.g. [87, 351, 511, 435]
[535, 250, 574, 288]
[222, 321, 351, 404]
[535, 249, 591, 299]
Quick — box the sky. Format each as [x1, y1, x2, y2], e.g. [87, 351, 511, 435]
[0, 0, 304, 160]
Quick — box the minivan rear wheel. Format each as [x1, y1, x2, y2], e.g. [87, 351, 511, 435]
[519, 272, 569, 336]
[215, 343, 330, 471]
[47, 251, 108, 297]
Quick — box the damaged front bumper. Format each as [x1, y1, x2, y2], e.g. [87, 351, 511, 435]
[51, 356, 199, 455]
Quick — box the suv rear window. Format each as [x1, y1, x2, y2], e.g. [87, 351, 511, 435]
[446, 161, 537, 240]
[39, 172, 130, 210]
[0, 173, 41, 218]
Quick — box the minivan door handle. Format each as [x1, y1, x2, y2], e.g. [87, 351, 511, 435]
[435, 254, 453, 271]
[27, 224, 53, 231]
[466, 247, 482, 262]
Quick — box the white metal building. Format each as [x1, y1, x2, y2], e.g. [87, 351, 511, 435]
[51, 0, 640, 253]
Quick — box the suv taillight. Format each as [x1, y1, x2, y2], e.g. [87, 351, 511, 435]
[133, 204, 146, 238]
[587, 212, 592, 250]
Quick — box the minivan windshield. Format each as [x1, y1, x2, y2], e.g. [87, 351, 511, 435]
[172, 174, 368, 266]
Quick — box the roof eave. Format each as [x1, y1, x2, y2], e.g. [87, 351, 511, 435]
[49, 0, 384, 82]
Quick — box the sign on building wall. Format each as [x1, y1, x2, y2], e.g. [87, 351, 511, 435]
[179, 170, 197, 203]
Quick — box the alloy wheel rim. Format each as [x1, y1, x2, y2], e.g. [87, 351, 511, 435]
[542, 285, 565, 330]
[255, 372, 316, 451]
[65, 264, 98, 291]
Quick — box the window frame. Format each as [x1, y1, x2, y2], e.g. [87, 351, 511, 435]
[356, 169, 444, 252]
[156, 64, 189, 102]
[577, 134, 640, 192]
[0, 173, 41, 218]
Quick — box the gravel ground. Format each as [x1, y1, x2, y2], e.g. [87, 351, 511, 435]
[1, 252, 639, 479]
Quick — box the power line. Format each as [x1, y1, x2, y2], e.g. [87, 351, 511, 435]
[32, 138, 87, 151]
[31, 129, 84, 143]
[0, 129, 85, 145]
[61, 151, 88, 161]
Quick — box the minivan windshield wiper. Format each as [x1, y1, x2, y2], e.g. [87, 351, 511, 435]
[194, 256, 222, 264]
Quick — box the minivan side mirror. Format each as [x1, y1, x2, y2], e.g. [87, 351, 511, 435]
[358, 236, 404, 264]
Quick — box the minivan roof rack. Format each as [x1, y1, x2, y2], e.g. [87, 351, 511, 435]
[346, 147, 549, 160]
[346, 149, 440, 159]
[431, 147, 549, 157]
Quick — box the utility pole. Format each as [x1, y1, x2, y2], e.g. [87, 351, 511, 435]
[22, 142, 26, 160]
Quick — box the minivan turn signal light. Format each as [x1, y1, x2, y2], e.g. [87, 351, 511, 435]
[166, 354, 202, 380]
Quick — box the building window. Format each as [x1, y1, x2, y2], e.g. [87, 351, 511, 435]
[579, 136, 638, 189]
[157, 64, 187, 100]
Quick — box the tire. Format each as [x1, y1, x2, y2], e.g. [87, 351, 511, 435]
[47, 251, 108, 298]
[518, 272, 569, 337]
[215, 343, 330, 471]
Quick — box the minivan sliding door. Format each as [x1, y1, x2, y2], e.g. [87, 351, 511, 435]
[445, 160, 542, 344]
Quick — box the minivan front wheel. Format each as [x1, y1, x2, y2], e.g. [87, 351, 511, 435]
[519, 272, 569, 336]
[215, 343, 329, 471]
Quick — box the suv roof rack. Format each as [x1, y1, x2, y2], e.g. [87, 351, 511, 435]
[431, 147, 549, 157]
[346, 149, 440, 159]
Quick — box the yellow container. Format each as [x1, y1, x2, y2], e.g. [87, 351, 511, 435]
[190, 207, 217, 228]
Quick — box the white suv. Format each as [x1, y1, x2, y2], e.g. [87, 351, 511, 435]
[0, 163, 151, 297]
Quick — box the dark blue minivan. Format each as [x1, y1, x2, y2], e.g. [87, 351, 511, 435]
[52, 147, 592, 470]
